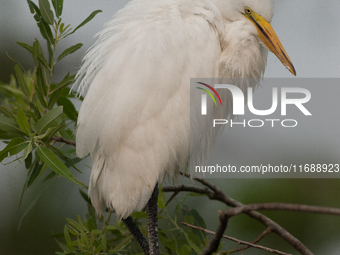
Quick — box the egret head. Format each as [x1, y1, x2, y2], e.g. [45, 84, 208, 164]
[212, 0, 296, 76]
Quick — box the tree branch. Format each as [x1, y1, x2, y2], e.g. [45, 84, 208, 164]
[51, 137, 76, 146]
[223, 203, 340, 218]
[182, 222, 291, 255]
[203, 202, 340, 255]
[162, 177, 315, 255]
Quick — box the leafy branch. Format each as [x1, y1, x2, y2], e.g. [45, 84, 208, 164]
[0, 0, 101, 219]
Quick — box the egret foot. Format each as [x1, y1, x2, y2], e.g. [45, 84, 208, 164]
[146, 183, 159, 255]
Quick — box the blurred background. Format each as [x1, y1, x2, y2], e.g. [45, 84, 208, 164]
[1, 0, 340, 254]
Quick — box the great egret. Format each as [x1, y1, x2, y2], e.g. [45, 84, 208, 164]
[74, 0, 295, 254]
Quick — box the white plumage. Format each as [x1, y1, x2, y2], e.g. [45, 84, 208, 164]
[74, 0, 294, 219]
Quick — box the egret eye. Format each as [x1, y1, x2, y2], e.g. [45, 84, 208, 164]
[245, 7, 252, 15]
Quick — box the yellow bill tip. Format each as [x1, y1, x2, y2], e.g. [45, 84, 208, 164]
[244, 7, 297, 77]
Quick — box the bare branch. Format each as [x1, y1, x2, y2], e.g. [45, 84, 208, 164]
[223, 203, 340, 218]
[51, 137, 76, 146]
[182, 222, 291, 255]
[201, 210, 229, 255]
[163, 177, 314, 255]
[163, 185, 212, 197]
[205, 202, 340, 255]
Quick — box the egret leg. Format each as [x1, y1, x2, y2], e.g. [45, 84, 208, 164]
[122, 216, 149, 255]
[146, 183, 159, 255]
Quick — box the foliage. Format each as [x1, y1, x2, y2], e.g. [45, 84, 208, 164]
[54, 188, 213, 255]
[0, 0, 98, 233]
[0, 1, 214, 254]
[0, 0, 103, 202]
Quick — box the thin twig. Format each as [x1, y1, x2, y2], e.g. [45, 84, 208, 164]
[229, 227, 272, 254]
[182, 222, 291, 255]
[51, 137, 76, 146]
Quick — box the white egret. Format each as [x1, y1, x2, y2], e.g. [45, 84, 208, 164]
[74, 0, 295, 254]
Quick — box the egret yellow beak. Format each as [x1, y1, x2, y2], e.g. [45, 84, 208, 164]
[244, 9, 296, 76]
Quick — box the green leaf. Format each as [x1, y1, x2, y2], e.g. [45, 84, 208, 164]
[57, 97, 78, 121]
[112, 235, 133, 252]
[183, 215, 194, 225]
[65, 10, 102, 37]
[87, 205, 97, 229]
[158, 185, 166, 209]
[6, 52, 26, 72]
[25, 151, 33, 168]
[0, 106, 16, 119]
[17, 41, 33, 53]
[35, 67, 48, 107]
[188, 231, 203, 245]
[191, 209, 206, 229]
[180, 244, 192, 255]
[158, 233, 178, 252]
[35, 127, 53, 140]
[36, 145, 85, 188]
[0, 137, 28, 162]
[17, 107, 31, 135]
[14, 65, 30, 97]
[131, 211, 147, 219]
[55, 238, 71, 253]
[77, 215, 87, 231]
[28, 102, 42, 120]
[23, 142, 33, 161]
[35, 106, 64, 134]
[52, 0, 63, 17]
[59, 23, 65, 33]
[101, 233, 107, 251]
[47, 41, 54, 67]
[67, 218, 82, 232]
[64, 225, 75, 252]
[48, 89, 61, 109]
[184, 232, 202, 254]
[58, 126, 73, 141]
[79, 189, 92, 204]
[0, 117, 26, 135]
[28, 1, 54, 45]
[0, 85, 25, 101]
[57, 43, 83, 62]
[32, 41, 39, 67]
[49, 72, 75, 95]
[27, 0, 35, 13]
[39, 0, 54, 25]
[43, 125, 64, 143]
[17, 40, 49, 69]
[35, 39, 49, 68]
[80, 229, 89, 247]
[0, 132, 21, 140]
[39, 18, 54, 45]
[27, 161, 45, 188]
[45, 144, 81, 173]
[18, 176, 56, 230]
